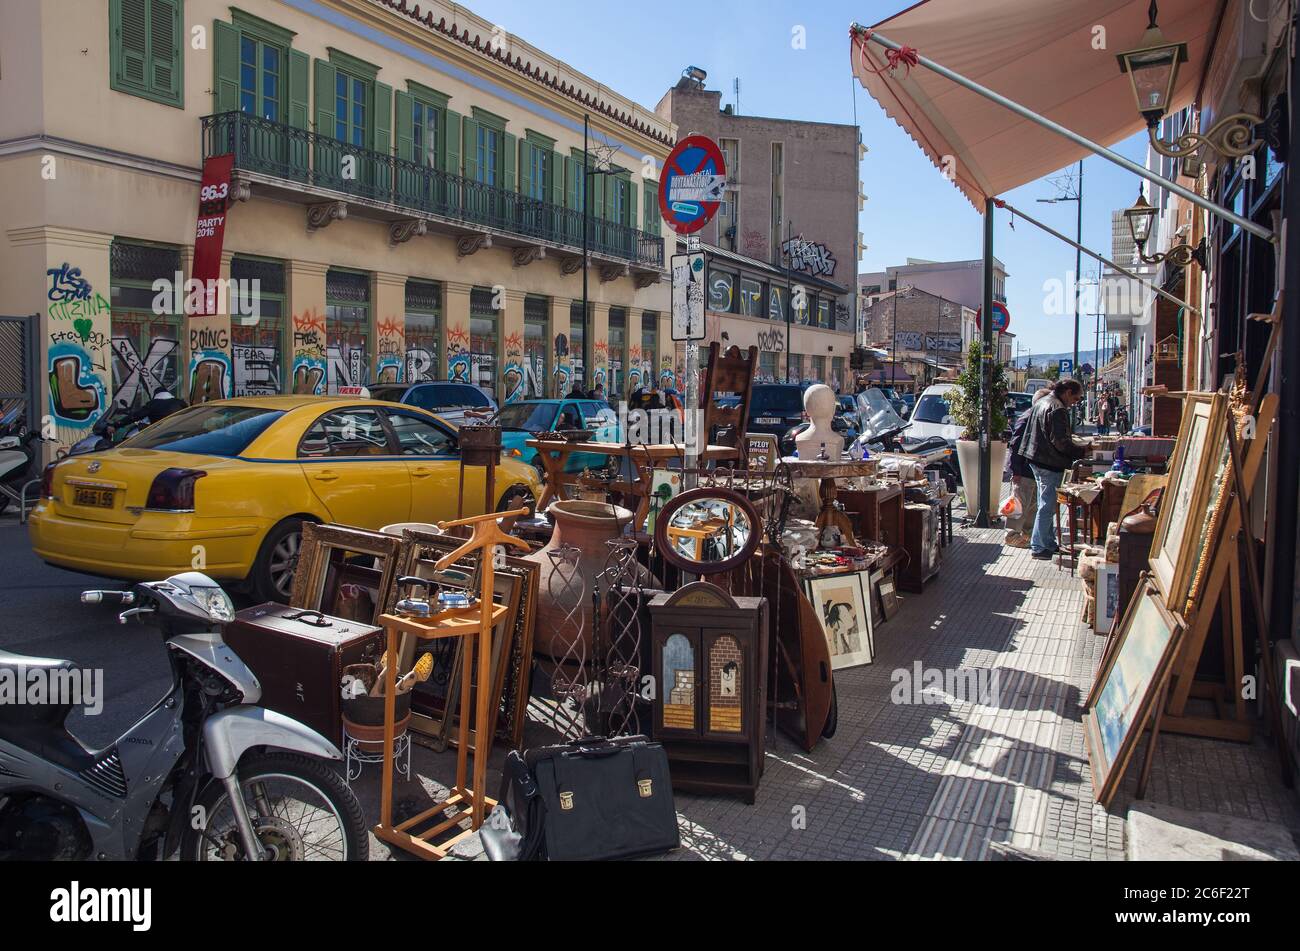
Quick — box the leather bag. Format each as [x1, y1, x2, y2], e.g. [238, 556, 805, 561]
[480, 735, 679, 861]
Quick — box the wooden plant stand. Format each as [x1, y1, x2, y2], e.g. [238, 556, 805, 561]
[372, 508, 530, 860]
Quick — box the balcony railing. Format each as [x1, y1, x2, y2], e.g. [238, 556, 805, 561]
[201, 111, 664, 270]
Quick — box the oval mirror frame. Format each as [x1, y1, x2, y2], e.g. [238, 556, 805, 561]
[654, 486, 762, 576]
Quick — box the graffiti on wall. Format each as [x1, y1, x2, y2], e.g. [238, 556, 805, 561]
[502, 331, 526, 404]
[742, 228, 767, 259]
[659, 353, 676, 390]
[233, 344, 280, 396]
[46, 264, 110, 430]
[782, 236, 837, 277]
[592, 340, 608, 392]
[627, 345, 643, 393]
[327, 344, 369, 393]
[376, 317, 404, 385]
[552, 333, 571, 397]
[187, 322, 231, 404]
[447, 323, 470, 384]
[291, 310, 326, 395]
[756, 328, 786, 353]
[111, 337, 178, 407]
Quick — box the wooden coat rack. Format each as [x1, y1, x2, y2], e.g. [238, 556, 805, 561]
[373, 507, 530, 860]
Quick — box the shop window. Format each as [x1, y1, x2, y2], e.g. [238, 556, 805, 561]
[768, 285, 787, 323]
[470, 288, 499, 399]
[524, 296, 549, 399]
[641, 312, 659, 391]
[708, 271, 736, 313]
[758, 350, 778, 383]
[569, 301, 588, 389]
[109, 241, 183, 410]
[810, 355, 826, 383]
[831, 356, 845, 390]
[325, 269, 370, 394]
[404, 280, 441, 383]
[788, 353, 804, 382]
[230, 256, 285, 396]
[608, 308, 627, 399]
[739, 278, 764, 318]
[110, 0, 183, 108]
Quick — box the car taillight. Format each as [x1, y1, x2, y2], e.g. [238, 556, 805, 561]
[41, 462, 57, 499]
[145, 468, 206, 511]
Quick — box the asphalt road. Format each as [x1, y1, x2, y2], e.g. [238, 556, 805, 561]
[0, 512, 173, 748]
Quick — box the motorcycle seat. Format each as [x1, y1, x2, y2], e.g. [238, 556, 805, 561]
[0, 648, 75, 674]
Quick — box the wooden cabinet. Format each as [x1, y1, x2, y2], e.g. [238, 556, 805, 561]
[899, 502, 941, 592]
[840, 484, 903, 547]
[649, 583, 768, 803]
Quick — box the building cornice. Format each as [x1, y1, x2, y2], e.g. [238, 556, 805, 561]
[0, 135, 200, 184]
[7, 225, 116, 250]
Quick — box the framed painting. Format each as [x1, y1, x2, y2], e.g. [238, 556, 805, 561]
[805, 571, 874, 670]
[1148, 392, 1228, 608]
[1095, 564, 1121, 635]
[1083, 580, 1184, 807]
[290, 523, 402, 625]
[394, 529, 538, 752]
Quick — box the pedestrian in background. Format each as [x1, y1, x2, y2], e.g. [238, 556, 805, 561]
[1003, 387, 1052, 548]
[1023, 379, 1088, 560]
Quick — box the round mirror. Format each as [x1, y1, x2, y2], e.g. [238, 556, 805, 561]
[654, 487, 761, 575]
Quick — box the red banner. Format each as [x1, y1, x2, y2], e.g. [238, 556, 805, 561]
[192, 154, 235, 316]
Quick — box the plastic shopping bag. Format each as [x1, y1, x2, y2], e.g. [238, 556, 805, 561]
[999, 494, 1022, 518]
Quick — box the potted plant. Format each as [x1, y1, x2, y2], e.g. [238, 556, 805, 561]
[945, 342, 1010, 513]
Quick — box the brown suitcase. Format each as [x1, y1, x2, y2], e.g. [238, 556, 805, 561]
[224, 603, 385, 745]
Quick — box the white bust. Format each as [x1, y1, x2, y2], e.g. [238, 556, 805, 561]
[795, 383, 843, 459]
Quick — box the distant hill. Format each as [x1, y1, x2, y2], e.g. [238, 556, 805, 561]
[1011, 347, 1119, 370]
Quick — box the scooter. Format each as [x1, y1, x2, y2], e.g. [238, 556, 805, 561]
[0, 428, 42, 515]
[63, 400, 144, 457]
[0, 572, 369, 861]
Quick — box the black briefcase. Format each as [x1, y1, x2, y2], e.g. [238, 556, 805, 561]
[480, 735, 679, 861]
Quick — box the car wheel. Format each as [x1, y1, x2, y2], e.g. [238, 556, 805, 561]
[497, 483, 536, 517]
[251, 518, 308, 604]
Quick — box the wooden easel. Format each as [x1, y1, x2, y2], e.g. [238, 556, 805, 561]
[372, 507, 530, 860]
[1161, 394, 1277, 740]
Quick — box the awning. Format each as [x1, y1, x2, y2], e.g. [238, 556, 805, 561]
[851, 0, 1223, 209]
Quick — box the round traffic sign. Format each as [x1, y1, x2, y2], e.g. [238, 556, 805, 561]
[975, 301, 1012, 334]
[658, 135, 727, 235]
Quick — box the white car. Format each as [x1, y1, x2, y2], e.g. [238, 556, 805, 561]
[908, 383, 962, 444]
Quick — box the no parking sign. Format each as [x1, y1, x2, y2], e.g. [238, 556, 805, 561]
[658, 135, 727, 235]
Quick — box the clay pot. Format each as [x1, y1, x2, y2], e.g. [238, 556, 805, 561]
[526, 500, 634, 660]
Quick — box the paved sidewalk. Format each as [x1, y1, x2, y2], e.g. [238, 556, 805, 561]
[356, 517, 1300, 860]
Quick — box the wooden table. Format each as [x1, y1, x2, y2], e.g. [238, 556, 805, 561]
[527, 438, 741, 525]
[782, 458, 882, 548]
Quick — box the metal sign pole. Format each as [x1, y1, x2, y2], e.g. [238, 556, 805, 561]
[684, 235, 701, 487]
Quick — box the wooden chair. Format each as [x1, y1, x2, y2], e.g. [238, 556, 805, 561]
[699, 342, 758, 460]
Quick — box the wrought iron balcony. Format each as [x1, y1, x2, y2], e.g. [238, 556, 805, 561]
[201, 111, 664, 272]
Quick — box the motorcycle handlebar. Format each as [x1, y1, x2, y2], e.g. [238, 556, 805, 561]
[81, 590, 136, 606]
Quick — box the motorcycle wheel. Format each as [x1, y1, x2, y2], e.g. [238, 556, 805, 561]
[181, 752, 368, 862]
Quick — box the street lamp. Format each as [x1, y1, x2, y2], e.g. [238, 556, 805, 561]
[1123, 188, 1208, 269]
[1117, 1, 1259, 175]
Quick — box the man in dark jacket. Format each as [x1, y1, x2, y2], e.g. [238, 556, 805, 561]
[1004, 388, 1051, 547]
[1023, 378, 1088, 558]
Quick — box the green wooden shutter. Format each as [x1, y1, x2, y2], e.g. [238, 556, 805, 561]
[117, 0, 149, 89]
[313, 59, 338, 182]
[518, 140, 533, 198]
[394, 91, 414, 162]
[288, 50, 309, 127]
[502, 133, 517, 192]
[287, 50, 310, 180]
[212, 20, 239, 113]
[445, 109, 462, 175]
[148, 0, 181, 103]
[374, 81, 392, 154]
[627, 179, 638, 229]
[373, 81, 393, 196]
[314, 59, 336, 136]
[593, 170, 606, 221]
[565, 156, 577, 209]
[462, 117, 479, 180]
[550, 151, 564, 207]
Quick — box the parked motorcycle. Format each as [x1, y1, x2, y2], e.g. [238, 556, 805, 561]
[0, 427, 43, 514]
[0, 572, 368, 861]
[62, 400, 144, 457]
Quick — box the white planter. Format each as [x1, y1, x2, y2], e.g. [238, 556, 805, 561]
[955, 439, 1008, 515]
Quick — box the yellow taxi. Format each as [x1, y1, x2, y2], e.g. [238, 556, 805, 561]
[29, 396, 541, 600]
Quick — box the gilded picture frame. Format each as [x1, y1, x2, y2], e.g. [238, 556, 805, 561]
[290, 523, 402, 626]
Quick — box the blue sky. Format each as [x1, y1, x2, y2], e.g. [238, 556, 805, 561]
[469, 0, 1150, 360]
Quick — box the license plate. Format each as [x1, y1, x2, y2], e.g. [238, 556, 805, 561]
[756, 417, 780, 425]
[74, 487, 115, 508]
